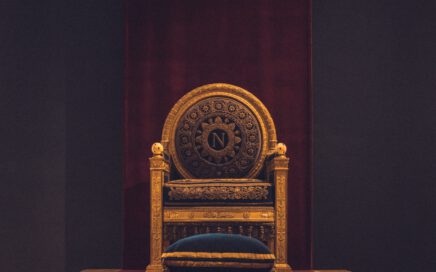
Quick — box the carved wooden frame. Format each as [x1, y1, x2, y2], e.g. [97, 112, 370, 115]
[146, 83, 292, 272]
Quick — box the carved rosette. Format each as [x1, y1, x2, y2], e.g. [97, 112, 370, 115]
[175, 97, 262, 178]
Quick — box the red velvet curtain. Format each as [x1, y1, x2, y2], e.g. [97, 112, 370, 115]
[124, 0, 312, 269]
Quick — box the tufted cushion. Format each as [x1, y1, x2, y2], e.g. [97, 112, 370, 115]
[162, 233, 275, 271]
[164, 179, 273, 205]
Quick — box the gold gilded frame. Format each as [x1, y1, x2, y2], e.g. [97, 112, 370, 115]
[146, 83, 292, 272]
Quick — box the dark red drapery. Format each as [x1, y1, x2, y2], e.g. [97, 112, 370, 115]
[124, 0, 312, 269]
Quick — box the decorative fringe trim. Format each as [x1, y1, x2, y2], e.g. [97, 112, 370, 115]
[164, 260, 273, 268]
[162, 251, 275, 260]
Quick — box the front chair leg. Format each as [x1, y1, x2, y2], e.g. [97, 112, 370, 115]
[273, 263, 293, 272]
[145, 264, 165, 272]
[271, 143, 292, 272]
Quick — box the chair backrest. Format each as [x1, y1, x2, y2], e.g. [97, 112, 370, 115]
[161, 83, 277, 179]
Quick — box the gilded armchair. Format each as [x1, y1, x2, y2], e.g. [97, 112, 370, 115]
[146, 83, 292, 272]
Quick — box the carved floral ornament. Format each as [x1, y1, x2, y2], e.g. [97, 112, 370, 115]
[168, 184, 269, 201]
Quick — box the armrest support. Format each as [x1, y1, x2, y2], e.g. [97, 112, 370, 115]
[147, 143, 170, 272]
[266, 143, 292, 272]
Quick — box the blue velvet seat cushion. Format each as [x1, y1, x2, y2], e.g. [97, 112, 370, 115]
[162, 233, 275, 271]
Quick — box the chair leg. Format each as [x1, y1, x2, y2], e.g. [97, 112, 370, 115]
[147, 152, 168, 272]
[272, 154, 292, 272]
[145, 264, 166, 272]
[273, 263, 292, 272]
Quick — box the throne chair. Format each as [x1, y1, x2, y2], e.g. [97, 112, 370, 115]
[146, 83, 292, 272]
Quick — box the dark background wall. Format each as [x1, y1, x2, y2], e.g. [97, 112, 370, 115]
[313, 1, 436, 271]
[1, 1, 435, 272]
[64, 1, 123, 272]
[1, 1, 66, 271]
[1, 1, 123, 272]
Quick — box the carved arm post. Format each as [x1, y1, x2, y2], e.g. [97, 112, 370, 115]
[146, 143, 170, 272]
[268, 143, 292, 272]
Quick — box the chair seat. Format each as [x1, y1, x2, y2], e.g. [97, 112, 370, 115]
[164, 179, 273, 206]
[162, 233, 275, 271]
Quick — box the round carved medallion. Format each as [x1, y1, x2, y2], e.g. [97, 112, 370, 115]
[175, 97, 262, 178]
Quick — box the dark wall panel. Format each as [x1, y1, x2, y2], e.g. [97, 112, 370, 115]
[0, 1, 66, 271]
[1, 1, 124, 271]
[313, 1, 436, 271]
[64, 0, 123, 272]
